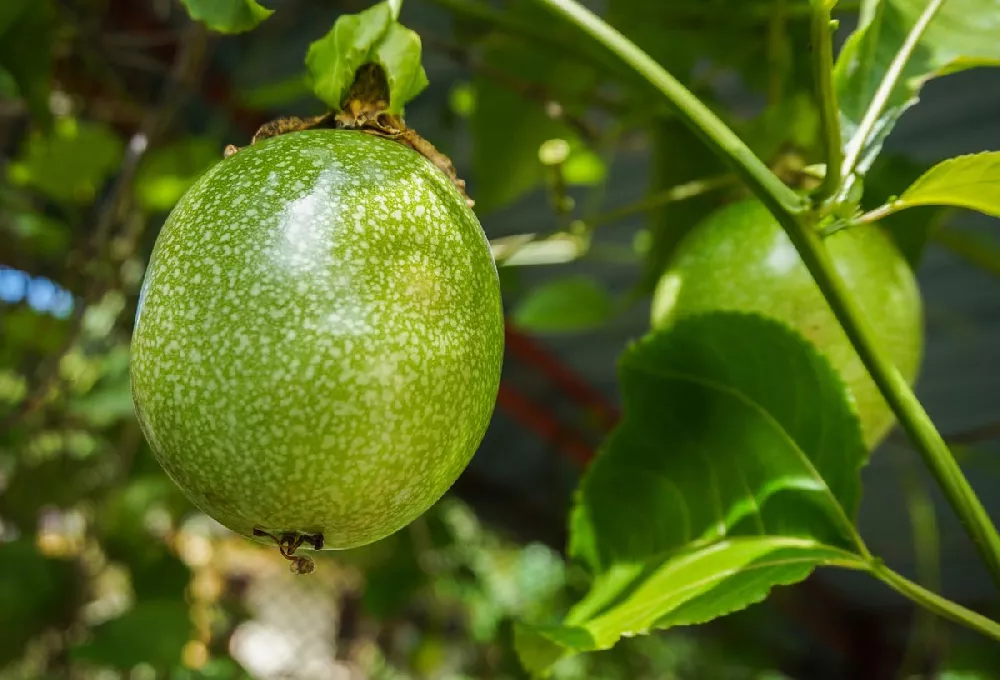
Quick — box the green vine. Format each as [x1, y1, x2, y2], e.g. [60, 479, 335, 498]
[533, 0, 1000, 633]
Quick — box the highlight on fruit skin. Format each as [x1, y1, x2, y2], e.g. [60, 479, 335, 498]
[130, 130, 504, 562]
[651, 199, 923, 450]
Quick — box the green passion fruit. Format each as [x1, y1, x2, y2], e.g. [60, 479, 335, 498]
[130, 130, 504, 555]
[652, 199, 923, 450]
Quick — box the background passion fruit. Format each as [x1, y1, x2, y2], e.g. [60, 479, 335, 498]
[652, 199, 923, 450]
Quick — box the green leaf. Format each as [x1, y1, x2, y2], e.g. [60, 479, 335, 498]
[178, 0, 273, 34]
[517, 539, 865, 673]
[517, 313, 870, 673]
[835, 0, 1000, 175]
[135, 137, 220, 212]
[890, 152, 1000, 218]
[513, 277, 614, 333]
[372, 24, 430, 114]
[72, 600, 192, 670]
[0, 0, 54, 125]
[7, 118, 124, 205]
[306, 1, 427, 114]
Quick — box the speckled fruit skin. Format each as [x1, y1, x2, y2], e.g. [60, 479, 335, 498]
[130, 130, 504, 550]
[652, 199, 923, 450]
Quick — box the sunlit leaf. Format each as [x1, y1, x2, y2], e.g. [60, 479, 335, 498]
[179, 0, 273, 34]
[513, 277, 614, 333]
[517, 313, 869, 673]
[835, 0, 1000, 176]
[889, 152, 1000, 218]
[517, 539, 864, 673]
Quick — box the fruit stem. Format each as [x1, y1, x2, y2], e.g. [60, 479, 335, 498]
[871, 561, 1000, 643]
[536, 0, 1000, 594]
[809, 0, 843, 205]
[532, 0, 811, 222]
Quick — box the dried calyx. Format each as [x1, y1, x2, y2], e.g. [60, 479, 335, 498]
[253, 528, 323, 575]
[225, 64, 473, 207]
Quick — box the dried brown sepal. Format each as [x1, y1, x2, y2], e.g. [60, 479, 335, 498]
[252, 527, 322, 575]
[226, 64, 473, 207]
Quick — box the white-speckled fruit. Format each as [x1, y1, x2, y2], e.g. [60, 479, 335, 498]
[130, 130, 504, 550]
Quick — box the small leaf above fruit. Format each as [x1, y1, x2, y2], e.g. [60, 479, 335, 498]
[306, 0, 428, 114]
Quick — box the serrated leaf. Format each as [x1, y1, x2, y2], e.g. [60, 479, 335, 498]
[0, 0, 54, 126]
[517, 313, 869, 673]
[835, 0, 1000, 176]
[306, 1, 427, 114]
[889, 152, 1000, 218]
[517, 538, 865, 674]
[513, 277, 614, 333]
[179, 0, 273, 34]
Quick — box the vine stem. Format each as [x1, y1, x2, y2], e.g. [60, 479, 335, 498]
[810, 0, 842, 203]
[531, 0, 809, 221]
[872, 562, 1000, 643]
[533, 0, 1000, 592]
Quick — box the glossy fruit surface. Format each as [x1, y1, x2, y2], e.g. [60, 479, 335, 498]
[652, 199, 923, 449]
[130, 130, 504, 550]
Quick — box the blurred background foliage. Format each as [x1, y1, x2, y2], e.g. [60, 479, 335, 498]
[1, 0, 999, 678]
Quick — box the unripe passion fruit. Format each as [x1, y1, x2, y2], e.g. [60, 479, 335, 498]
[652, 200, 923, 450]
[130, 130, 504, 551]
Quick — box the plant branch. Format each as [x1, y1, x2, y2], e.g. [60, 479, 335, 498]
[839, 0, 944, 194]
[533, 0, 809, 220]
[872, 562, 1000, 644]
[785, 220, 1000, 589]
[426, 0, 624, 77]
[810, 0, 843, 203]
[537, 0, 1000, 593]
